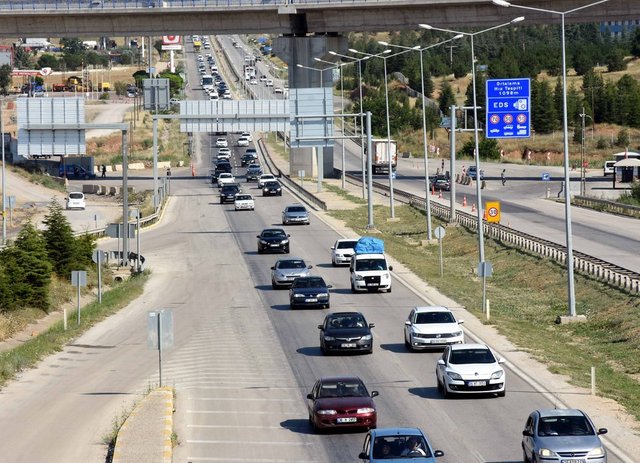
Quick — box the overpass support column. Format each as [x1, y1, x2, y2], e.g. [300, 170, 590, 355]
[274, 35, 348, 180]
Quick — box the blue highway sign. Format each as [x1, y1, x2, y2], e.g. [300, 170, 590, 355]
[486, 78, 530, 139]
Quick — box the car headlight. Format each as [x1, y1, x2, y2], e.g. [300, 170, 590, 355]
[281, 239, 289, 244]
[293, 294, 305, 298]
[260, 240, 268, 244]
[316, 409, 337, 415]
[381, 273, 389, 280]
[537, 448, 555, 457]
[587, 447, 605, 458]
[452, 331, 463, 337]
[361, 335, 372, 341]
[447, 371, 463, 381]
[324, 336, 335, 341]
[316, 293, 328, 298]
[490, 369, 504, 380]
[354, 275, 364, 281]
[356, 407, 375, 414]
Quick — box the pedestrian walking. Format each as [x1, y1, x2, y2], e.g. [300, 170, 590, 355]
[100, 164, 107, 178]
[441, 159, 445, 172]
[501, 169, 506, 186]
[166, 167, 172, 177]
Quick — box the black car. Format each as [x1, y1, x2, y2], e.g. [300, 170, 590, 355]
[246, 163, 263, 182]
[241, 153, 257, 166]
[262, 180, 282, 196]
[430, 176, 451, 191]
[257, 228, 290, 254]
[220, 184, 240, 203]
[318, 312, 374, 355]
[289, 276, 332, 310]
[212, 162, 232, 183]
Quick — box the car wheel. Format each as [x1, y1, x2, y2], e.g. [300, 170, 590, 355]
[220, 199, 223, 204]
[437, 376, 444, 393]
[442, 382, 451, 399]
[284, 246, 290, 254]
[324, 303, 330, 309]
[272, 281, 278, 290]
[350, 281, 356, 293]
[522, 449, 530, 463]
[405, 335, 414, 351]
[387, 286, 392, 293]
[258, 247, 263, 254]
[331, 259, 337, 267]
[290, 303, 296, 310]
[497, 389, 506, 398]
[278, 191, 282, 196]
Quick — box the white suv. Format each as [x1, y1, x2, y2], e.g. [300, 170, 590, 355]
[349, 253, 392, 293]
[66, 192, 86, 210]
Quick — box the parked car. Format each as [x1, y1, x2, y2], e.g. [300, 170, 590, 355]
[603, 160, 615, 176]
[245, 163, 263, 182]
[359, 427, 444, 462]
[270, 257, 312, 288]
[258, 173, 276, 188]
[219, 184, 240, 203]
[65, 192, 86, 210]
[330, 238, 358, 266]
[318, 312, 373, 354]
[290, 276, 331, 310]
[282, 204, 310, 225]
[234, 193, 254, 211]
[307, 376, 378, 433]
[404, 306, 464, 351]
[436, 343, 506, 398]
[257, 228, 290, 254]
[262, 180, 282, 196]
[466, 165, 484, 180]
[522, 409, 608, 463]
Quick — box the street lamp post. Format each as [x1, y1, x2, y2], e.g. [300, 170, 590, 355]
[420, 17, 524, 265]
[329, 51, 368, 199]
[579, 107, 592, 196]
[420, 17, 524, 313]
[379, 36, 463, 240]
[1, 97, 5, 245]
[492, 0, 608, 319]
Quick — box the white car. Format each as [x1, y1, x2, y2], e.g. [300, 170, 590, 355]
[217, 148, 231, 159]
[265, 79, 274, 87]
[217, 173, 236, 186]
[258, 173, 276, 188]
[223, 89, 232, 99]
[240, 131, 253, 142]
[237, 136, 250, 147]
[209, 92, 219, 100]
[234, 193, 255, 211]
[330, 238, 358, 266]
[66, 191, 86, 210]
[404, 306, 464, 351]
[436, 343, 506, 398]
[249, 78, 258, 85]
[215, 137, 228, 148]
[274, 87, 283, 94]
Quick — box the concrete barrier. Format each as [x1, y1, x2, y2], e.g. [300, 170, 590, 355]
[97, 185, 108, 195]
[108, 186, 119, 196]
[129, 162, 145, 170]
[83, 184, 99, 194]
[158, 161, 171, 169]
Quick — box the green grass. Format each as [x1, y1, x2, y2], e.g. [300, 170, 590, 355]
[0, 272, 149, 388]
[323, 182, 367, 205]
[329, 204, 640, 421]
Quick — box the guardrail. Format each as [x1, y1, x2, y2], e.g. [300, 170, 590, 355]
[341, 171, 640, 294]
[572, 195, 640, 219]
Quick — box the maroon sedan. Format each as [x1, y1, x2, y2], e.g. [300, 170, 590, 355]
[307, 376, 378, 433]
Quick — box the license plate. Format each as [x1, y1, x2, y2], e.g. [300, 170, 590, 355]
[341, 343, 357, 348]
[336, 417, 358, 423]
[430, 339, 446, 344]
[305, 298, 318, 302]
[468, 380, 486, 387]
[366, 283, 378, 287]
[270, 244, 280, 247]
[561, 460, 586, 463]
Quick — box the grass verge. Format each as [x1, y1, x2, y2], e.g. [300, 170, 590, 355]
[0, 271, 150, 389]
[329, 203, 640, 422]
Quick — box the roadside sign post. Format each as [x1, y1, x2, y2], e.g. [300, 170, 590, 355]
[148, 310, 174, 387]
[477, 261, 493, 314]
[71, 270, 87, 325]
[486, 78, 530, 139]
[434, 226, 446, 277]
[92, 250, 107, 304]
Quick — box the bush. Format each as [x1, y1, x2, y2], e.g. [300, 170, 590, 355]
[99, 92, 110, 100]
[596, 137, 609, 149]
[616, 128, 630, 147]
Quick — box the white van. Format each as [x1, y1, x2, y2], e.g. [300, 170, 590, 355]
[603, 160, 615, 176]
[66, 192, 86, 210]
[350, 253, 393, 293]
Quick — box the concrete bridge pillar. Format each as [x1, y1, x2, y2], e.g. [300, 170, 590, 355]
[274, 35, 348, 180]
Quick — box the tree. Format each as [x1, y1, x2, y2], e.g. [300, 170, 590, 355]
[2, 222, 52, 311]
[438, 80, 455, 115]
[14, 47, 34, 69]
[0, 64, 12, 95]
[632, 28, 640, 58]
[459, 136, 501, 160]
[532, 79, 557, 134]
[606, 47, 626, 73]
[60, 38, 86, 55]
[158, 70, 184, 96]
[37, 54, 60, 71]
[616, 128, 630, 147]
[41, 199, 79, 277]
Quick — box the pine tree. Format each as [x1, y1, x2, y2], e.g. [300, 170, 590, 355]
[532, 79, 557, 134]
[42, 198, 78, 277]
[438, 80, 455, 115]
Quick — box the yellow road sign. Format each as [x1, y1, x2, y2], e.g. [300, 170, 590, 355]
[485, 201, 500, 223]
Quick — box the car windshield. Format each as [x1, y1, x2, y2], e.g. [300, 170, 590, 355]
[372, 436, 431, 459]
[277, 260, 306, 269]
[337, 240, 357, 249]
[262, 230, 286, 238]
[355, 258, 387, 271]
[265, 182, 280, 187]
[318, 380, 368, 398]
[449, 348, 496, 365]
[287, 206, 306, 213]
[235, 195, 251, 201]
[222, 186, 238, 192]
[538, 416, 594, 437]
[328, 314, 366, 329]
[415, 311, 455, 324]
[293, 277, 326, 288]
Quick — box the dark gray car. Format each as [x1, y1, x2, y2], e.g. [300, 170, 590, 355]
[318, 312, 374, 355]
[246, 163, 263, 182]
[522, 409, 608, 463]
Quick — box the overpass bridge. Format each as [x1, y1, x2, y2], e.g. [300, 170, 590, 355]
[0, 0, 635, 37]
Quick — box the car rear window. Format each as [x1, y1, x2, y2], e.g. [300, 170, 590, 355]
[69, 192, 84, 199]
